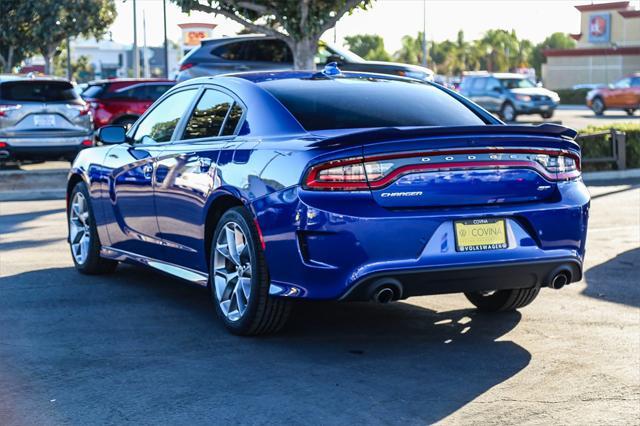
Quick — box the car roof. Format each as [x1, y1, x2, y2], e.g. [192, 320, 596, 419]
[491, 73, 527, 79]
[88, 78, 173, 85]
[199, 34, 269, 44]
[0, 74, 71, 83]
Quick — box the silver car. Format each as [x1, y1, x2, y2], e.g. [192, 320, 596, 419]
[0, 75, 93, 164]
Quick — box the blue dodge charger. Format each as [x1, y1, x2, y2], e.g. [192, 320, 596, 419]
[67, 65, 590, 335]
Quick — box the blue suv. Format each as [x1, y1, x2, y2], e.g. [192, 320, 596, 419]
[460, 73, 560, 122]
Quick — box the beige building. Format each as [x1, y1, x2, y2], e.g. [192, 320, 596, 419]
[542, 1, 640, 89]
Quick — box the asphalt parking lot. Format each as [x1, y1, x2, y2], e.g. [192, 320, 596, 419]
[0, 179, 638, 425]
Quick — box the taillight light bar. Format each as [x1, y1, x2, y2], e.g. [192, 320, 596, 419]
[304, 148, 581, 191]
[0, 104, 21, 116]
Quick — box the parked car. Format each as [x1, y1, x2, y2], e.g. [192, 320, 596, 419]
[586, 73, 640, 116]
[0, 75, 93, 164]
[460, 73, 560, 121]
[176, 34, 433, 82]
[67, 65, 588, 335]
[80, 78, 175, 128]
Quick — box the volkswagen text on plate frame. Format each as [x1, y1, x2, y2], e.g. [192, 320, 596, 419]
[66, 66, 590, 335]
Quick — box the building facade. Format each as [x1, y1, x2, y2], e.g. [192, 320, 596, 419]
[542, 1, 640, 89]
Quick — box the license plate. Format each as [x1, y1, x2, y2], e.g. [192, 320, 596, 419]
[33, 114, 56, 127]
[540, 105, 550, 111]
[454, 218, 508, 252]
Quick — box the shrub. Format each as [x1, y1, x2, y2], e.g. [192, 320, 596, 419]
[577, 123, 640, 171]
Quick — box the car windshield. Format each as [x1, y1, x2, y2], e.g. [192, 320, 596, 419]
[499, 78, 536, 89]
[0, 81, 79, 102]
[259, 76, 485, 131]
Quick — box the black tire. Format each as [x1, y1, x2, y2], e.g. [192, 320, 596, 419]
[464, 287, 540, 312]
[625, 108, 636, 116]
[591, 97, 605, 116]
[209, 207, 291, 336]
[500, 102, 517, 122]
[68, 182, 118, 274]
[541, 111, 554, 119]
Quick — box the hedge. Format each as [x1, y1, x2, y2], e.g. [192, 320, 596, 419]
[555, 88, 590, 105]
[577, 123, 640, 171]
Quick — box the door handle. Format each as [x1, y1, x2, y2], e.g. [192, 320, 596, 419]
[143, 164, 153, 179]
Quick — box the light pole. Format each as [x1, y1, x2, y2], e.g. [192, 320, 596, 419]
[133, 0, 139, 78]
[163, 0, 169, 78]
[66, 36, 72, 80]
[422, 0, 428, 67]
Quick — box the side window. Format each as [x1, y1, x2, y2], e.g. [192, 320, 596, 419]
[147, 84, 173, 101]
[183, 89, 234, 140]
[485, 78, 501, 92]
[221, 103, 244, 136]
[614, 78, 631, 89]
[212, 42, 245, 60]
[132, 89, 197, 145]
[245, 40, 292, 63]
[472, 78, 487, 92]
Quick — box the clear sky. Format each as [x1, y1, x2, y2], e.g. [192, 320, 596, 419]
[109, 0, 640, 51]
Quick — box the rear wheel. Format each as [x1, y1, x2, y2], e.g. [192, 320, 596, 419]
[625, 108, 636, 116]
[68, 182, 118, 274]
[591, 97, 605, 116]
[500, 102, 517, 122]
[210, 207, 291, 335]
[541, 111, 554, 119]
[464, 287, 540, 312]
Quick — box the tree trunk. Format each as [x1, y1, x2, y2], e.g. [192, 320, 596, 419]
[43, 44, 55, 75]
[290, 38, 317, 71]
[7, 47, 14, 72]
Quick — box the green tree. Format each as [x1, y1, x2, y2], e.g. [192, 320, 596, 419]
[173, 0, 372, 70]
[530, 32, 576, 77]
[53, 50, 96, 83]
[393, 32, 424, 65]
[0, 1, 36, 72]
[29, 0, 116, 74]
[476, 29, 520, 72]
[344, 34, 390, 61]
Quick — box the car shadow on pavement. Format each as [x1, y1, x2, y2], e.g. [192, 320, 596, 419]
[0, 264, 530, 424]
[0, 207, 65, 235]
[583, 247, 640, 308]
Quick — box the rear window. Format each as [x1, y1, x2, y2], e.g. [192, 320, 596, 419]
[80, 84, 107, 99]
[259, 77, 485, 131]
[0, 81, 79, 102]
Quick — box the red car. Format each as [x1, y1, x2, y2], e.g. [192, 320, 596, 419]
[80, 79, 175, 128]
[586, 73, 640, 116]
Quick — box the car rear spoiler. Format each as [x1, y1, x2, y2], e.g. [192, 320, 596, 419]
[310, 124, 579, 149]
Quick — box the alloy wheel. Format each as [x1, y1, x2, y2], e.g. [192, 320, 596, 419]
[502, 104, 515, 122]
[213, 222, 253, 322]
[69, 191, 91, 265]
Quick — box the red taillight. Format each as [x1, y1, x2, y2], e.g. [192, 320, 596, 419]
[67, 104, 91, 115]
[0, 104, 21, 116]
[0, 141, 7, 148]
[81, 139, 93, 147]
[304, 148, 581, 191]
[179, 62, 196, 71]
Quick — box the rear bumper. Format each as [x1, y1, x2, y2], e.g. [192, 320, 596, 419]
[256, 180, 590, 301]
[0, 135, 92, 161]
[340, 257, 582, 301]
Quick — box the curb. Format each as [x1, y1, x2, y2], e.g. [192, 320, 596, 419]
[0, 189, 66, 202]
[582, 169, 640, 182]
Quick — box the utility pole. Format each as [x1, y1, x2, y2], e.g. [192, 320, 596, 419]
[66, 36, 72, 80]
[143, 10, 150, 78]
[422, 0, 428, 67]
[163, 0, 169, 78]
[133, 0, 139, 78]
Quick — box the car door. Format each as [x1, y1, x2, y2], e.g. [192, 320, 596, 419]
[484, 77, 503, 112]
[102, 88, 199, 258]
[154, 86, 247, 272]
[469, 77, 489, 109]
[607, 77, 631, 108]
[631, 77, 640, 107]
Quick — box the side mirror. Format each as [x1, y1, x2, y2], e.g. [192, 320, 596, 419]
[96, 125, 127, 145]
[326, 54, 344, 65]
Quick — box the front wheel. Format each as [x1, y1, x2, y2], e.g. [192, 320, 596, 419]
[464, 287, 540, 312]
[500, 102, 517, 122]
[68, 182, 118, 274]
[541, 111, 554, 119]
[210, 207, 291, 335]
[591, 97, 605, 116]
